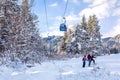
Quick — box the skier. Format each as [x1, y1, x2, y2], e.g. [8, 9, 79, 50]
[87, 54, 91, 66]
[87, 54, 96, 67]
[82, 55, 87, 68]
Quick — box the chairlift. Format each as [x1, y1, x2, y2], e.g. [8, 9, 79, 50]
[59, 17, 67, 31]
[60, 23, 67, 31]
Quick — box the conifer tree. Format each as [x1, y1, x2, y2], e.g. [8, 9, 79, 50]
[87, 15, 103, 55]
[87, 15, 93, 36]
[65, 24, 90, 55]
[81, 15, 87, 31]
[0, 0, 21, 64]
[15, 0, 46, 64]
[0, 0, 47, 65]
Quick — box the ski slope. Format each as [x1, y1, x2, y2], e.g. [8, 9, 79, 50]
[0, 54, 120, 80]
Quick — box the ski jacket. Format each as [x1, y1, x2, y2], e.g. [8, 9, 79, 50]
[82, 57, 87, 61]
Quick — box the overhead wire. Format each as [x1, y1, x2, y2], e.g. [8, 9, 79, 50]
[44, 0, 49, 36]
[63, 0, 68, 18]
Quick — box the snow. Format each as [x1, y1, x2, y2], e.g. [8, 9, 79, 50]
[0, 54, 120, 80]
[90, 37, 93, 41]
[77, 43, 81, 50]
[71, 37, 75, 42]
[82, 29, 87, 33]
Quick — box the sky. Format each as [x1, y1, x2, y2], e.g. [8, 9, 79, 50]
[31, 0, 120, 38]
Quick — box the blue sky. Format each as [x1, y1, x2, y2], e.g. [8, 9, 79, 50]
[31, 0, 120, 38]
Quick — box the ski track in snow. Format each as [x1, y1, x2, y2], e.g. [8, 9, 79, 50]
[0, 54, 120, 80]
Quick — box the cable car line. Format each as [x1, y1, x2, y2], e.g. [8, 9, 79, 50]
[44, 0, 49, 36]
[63, 0, 68, 18]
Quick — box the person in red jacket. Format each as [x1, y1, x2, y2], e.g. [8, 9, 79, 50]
[87, 54, 96, 67]
[91, 55, 96, 64]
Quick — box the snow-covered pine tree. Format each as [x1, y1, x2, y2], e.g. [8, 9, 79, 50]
[0, 0, 47, 66]
[15, 0, 36, 64]
[87, 15, 103, 55]
[64, 15, 90, 56]
[80, 15, 90, 54]
[63, 29, 72, 55]
[0, 0, 21, 65]
[15, 0, 46, 64]
[69, 24, 90, 55]
[56, 30, 72, 55]
[81, 15, 87, 31]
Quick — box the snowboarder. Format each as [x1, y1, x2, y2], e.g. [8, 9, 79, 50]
[87, 54, 96, 66]
[82, 55, 87, 68]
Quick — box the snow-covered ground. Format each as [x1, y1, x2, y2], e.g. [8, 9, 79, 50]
[0, 54, 120, 80]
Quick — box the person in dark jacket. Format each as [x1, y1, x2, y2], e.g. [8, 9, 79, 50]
[82, 55, 87, 68]
[87, 54, 91, 67]
[87, 54, 96, 67]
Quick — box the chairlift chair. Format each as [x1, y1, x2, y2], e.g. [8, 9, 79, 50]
[60, 23, 67, 31]
[59, 17, 67, 31]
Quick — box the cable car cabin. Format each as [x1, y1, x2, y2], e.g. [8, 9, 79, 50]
[60, 23, 67, 31]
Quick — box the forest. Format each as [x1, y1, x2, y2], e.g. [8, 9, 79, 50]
[0, 0, 120, 67]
